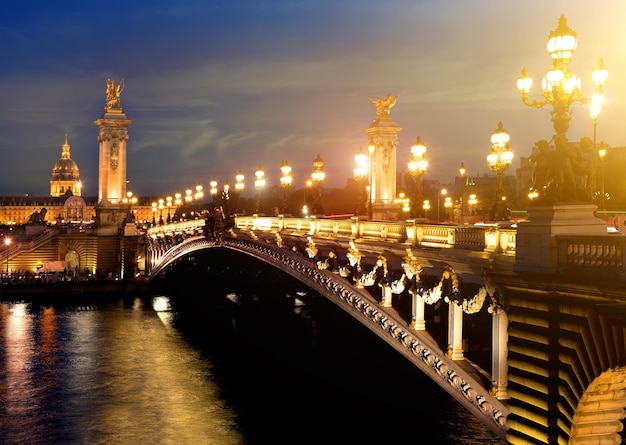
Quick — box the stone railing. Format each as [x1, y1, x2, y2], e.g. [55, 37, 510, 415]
[145, 215, 626, 280]
[557, 234, 626, 279]
[233, 215, 516, 255]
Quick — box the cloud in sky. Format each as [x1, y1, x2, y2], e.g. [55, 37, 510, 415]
[0, 0, 624, 198]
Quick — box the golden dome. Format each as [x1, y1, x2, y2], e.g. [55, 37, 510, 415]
[50, 134, 81, 197]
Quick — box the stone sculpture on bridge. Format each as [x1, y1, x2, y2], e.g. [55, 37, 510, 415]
[105, 77, 125, 112]
[369, 92, 399, 119]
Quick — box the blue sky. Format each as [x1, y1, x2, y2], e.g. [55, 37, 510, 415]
[0, 1, 624, 197]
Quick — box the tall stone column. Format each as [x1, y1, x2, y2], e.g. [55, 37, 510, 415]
[447, 301, 464, 361]
[365, 93, 402, 221]
[490, 305, 510, 400]
[94, 77, 133, 236]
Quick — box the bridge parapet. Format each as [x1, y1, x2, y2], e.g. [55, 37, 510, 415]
[558, 233, 626, 278]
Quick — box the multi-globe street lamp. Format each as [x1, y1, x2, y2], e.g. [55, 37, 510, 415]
[517, 14, 608, 202]
[194, 184, 204, 216]
[486, 122, 514, 221]
[235, 171, 244, 214]
[407, 136, 428, 218]
[279, 160, 292, 214]
[367, 139, 375, 219]
[353, 147, 369, 216]
[174, 193, 182, 222]
[311, 154, 325, 215]
[468, 194, 478, 215]
[254, 166, 265, 214]
[221, 182, 230, 215]
[151, 201, 157, 225]
[158, 198, 165, 224]
[437, 188, 447, 222]
[458, 163, 466, 222]
[5, 237, 11, 275]
[598, 142, 608, 209]
[209, 178, 218, 205]
[166, 196, 172, 223]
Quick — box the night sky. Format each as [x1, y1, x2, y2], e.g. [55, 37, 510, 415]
[0, 1, 624, 198]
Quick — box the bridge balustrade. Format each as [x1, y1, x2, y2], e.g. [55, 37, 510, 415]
[558, 234, 626, 278]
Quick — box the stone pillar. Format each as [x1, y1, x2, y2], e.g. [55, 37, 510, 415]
[94, 98, 133, 236]
[410, 292, 426, 330]
[364, 94, 402, 221]
[380, 285, 393, 307]
[490, 305, 510, 400]
[515, 204, 606, 274]
[447, 302, 464, 360]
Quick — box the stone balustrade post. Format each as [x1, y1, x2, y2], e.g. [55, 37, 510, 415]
[447, 301, 464, 360]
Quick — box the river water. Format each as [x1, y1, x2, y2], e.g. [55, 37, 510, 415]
[0, 254, 506, 444]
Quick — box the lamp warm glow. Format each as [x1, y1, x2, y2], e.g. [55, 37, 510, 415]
[518, 14, 608, 203]
[408, 136, 428, 218]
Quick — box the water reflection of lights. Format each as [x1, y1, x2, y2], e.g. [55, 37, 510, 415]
[152, 295, 175, 329]
[225, 293, 241, 305]
[152, 295, 171, 312]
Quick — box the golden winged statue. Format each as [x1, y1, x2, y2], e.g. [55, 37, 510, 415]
[105, 77, 125, 112]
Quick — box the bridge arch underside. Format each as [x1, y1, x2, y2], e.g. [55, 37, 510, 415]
[494, 274, 626, 445]
[146, 238, 510, 440]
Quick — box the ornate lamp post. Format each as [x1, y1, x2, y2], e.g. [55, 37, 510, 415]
[517, 14, 608, 202]
[468, 194, 478, 215]
[598, 143, 608, 209]
[254, 166, 265, 214]
[437, 188, 447, 222]
[367, 139, 375, 219]
[311, 154, 325, 215]
[221, 182, 230, 215]
[458, 163, 466, 222]
[194, 184, 204, 216]
[174, 193, 182, 221]
[158, 198, 165, 225]
[589, 91, 604, 202]
[123, 190, 137, 222]
[185, 188, 192, 205]
[209, 178, 218, 205]
[353, 147, 369, 216]
[407, 136, 428, 218]
[235, 171, 244, 214]
[151, 201, 157, 225]
[166, 196, 172, 223]
[303, 179, 312, 217]
[279, 160, 292, 214]
[5, 237, 11, 275]
[486, 122, 514, 221]
[422, 200, 431, 217]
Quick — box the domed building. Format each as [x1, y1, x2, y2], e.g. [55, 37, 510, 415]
[50, 134, 81, 197]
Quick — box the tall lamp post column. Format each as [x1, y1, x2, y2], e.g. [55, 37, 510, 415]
[5, 238, 11, 275]
[311, 154, 325, 215]
[598, 143, 607, 209]
[279, 160, 292, 214]
[458, 163, 466, 223]
[254, 166, 265, 214]
[517, 14, 607, 202]
[166, 196, 172, 223]
[353, 147, 368, 216]
[235, 171, 244, 214]
[221, 182, 230, 215]
[367, 139, 375, 219]
[407, 136, 428, 219]
[209, 178, 218, 206]
[589, 91, 604, 204]
[486, 122, 514, 221]
[194, 184, 204, 216]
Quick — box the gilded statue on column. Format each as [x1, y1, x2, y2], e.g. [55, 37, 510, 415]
[369, 92, 398, 118]
[105, 77, 125, 112]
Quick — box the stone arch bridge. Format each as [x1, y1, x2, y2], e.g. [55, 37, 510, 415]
[144, 215, 626, 445]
